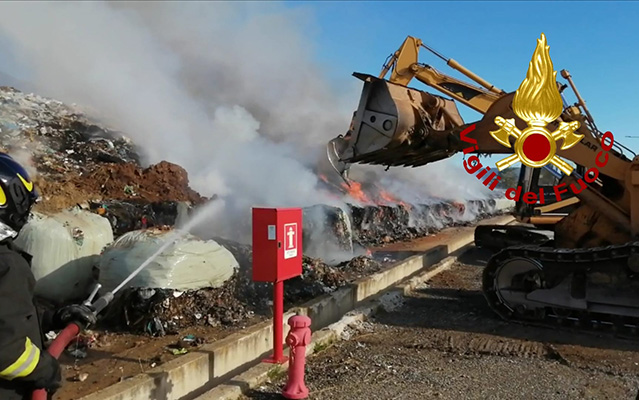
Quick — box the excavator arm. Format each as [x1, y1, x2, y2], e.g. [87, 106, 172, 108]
[381, 36, 504, 113]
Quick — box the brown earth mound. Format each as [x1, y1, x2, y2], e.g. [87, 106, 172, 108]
[34, 161, 205, 214]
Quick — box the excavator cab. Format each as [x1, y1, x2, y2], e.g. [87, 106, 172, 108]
[516, 164, 581, 222]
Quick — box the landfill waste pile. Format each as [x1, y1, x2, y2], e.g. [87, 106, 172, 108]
[0, 85, 510, 336]
[0, 86, 205, 217]
[100, 235, 383, 335]
[99, 198, 505, 335]
[35, 160, 204, 215]
[87, 199, 191, 237]
[302, 198, 505, 260]
[350, 199, 501, 246]
[0, 87, 139, 178]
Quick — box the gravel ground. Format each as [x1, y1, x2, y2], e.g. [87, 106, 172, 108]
[242, 247, 639, 400]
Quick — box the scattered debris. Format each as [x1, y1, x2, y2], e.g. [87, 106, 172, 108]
[87, 199, 191, 236]
[378, 291, 405, 312]
[64, 332, 97, 359]
[100, 273, 253, 334]
[334, 256, 385, 279]
[181, 334, 198, 345]
[168, 347, 188, 356]
[68, 348, 87, 359]
[74, 373, 89, 382]
[340, 319, 375, 341]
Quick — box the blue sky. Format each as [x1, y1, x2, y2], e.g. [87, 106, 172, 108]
[285, 1, 639, 150]
[0, 1, 637, 150]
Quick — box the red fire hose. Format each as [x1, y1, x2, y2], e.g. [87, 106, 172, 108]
[31, 323, 81, 400]
[30, 292, 112, 400]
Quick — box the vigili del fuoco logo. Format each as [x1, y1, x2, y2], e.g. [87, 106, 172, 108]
[460, 33, 615, 205]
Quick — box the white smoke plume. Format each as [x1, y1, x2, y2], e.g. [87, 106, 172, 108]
[7, 147, 37, 178]
[0, 2, 491, 242]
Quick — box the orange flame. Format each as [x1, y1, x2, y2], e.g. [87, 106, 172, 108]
[341, 180, 373, 204]
[376, 185, 412, 210]
[322, 175, 413, 208]
[378, 190, 397, 203]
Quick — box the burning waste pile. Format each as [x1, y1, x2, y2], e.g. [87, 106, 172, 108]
[307, 199, 502, 250]
[304, 174, 508, 259]
[0, 86, 510, 336]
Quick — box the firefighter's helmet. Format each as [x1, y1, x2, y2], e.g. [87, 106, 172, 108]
[0, 153, 38, 232]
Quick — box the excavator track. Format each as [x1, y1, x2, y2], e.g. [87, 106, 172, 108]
[482, 241, 639, 338]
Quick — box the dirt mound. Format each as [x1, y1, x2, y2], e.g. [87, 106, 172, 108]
[33, 161, 205, 213]
[79, 161, 203, 203]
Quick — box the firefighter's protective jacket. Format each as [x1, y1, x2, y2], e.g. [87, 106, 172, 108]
[0, 240, 60, 400]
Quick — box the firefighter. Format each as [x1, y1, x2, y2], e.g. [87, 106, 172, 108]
[0, 153, 96, 400]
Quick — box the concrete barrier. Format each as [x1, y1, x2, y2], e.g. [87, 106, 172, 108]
[79, 212, 514, 400]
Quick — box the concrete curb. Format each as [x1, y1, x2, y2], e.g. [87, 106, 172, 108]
[196, 306, 381, 400]
[78, 213, 515, 400]
[198, 255, 465, 400]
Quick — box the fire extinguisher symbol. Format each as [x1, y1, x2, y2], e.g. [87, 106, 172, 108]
[283, 223, 298, 259]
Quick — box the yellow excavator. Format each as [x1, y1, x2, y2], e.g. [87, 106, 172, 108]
[327, 35, 639, 334]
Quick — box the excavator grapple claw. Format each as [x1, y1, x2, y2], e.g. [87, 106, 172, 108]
[326, 74, 465, 169]
[326, 135, 351, 185]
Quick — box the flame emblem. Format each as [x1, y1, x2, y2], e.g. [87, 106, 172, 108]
[490, 33, 583, 175]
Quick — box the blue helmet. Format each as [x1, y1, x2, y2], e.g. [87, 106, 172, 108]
[0, 153, 39, 231]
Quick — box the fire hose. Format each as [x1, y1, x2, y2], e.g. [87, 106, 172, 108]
[31, 324, 80, 400]
[31, 291, 113, 400]
[31, 224, 193, 400]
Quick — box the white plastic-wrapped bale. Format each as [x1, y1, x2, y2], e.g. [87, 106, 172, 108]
[98, 228, 238, 291]
[14, 209, 114, 303]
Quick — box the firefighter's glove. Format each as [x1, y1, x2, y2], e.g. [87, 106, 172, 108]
[32, 352, 62, 394]
[52, 304, 97, 330]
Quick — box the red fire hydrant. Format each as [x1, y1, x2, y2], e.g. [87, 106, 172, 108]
[282, 314, 312, 399]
